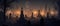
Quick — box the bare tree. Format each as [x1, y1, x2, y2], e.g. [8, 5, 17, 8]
[3, 0, 15, 25]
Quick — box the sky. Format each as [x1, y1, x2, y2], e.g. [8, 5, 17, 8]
[0, 0, 58, 16]
[6, 0, 58, 10]
[4, 0, 59, 18]
[0, 0, 59, 19]
[0, 0, 60, 20]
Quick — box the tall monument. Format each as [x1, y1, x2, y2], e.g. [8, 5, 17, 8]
[20, 7, 24, 18]
[37, 10, 41, 18]
[18, 7, 26, 26]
